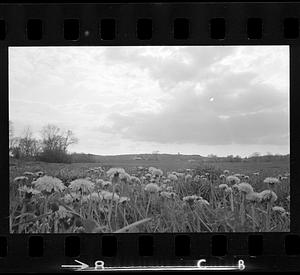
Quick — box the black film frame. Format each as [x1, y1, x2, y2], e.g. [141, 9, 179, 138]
[0, 2, 300, 272]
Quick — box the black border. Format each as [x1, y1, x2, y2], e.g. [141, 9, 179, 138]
[1, 2, 300, 272]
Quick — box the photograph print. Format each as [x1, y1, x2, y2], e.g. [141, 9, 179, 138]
[9, 46, 290, 233]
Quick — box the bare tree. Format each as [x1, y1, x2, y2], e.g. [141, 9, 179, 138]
[18, 127, 41, 158]
[39, 124, 78, 162]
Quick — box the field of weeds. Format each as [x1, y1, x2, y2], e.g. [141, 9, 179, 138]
[9, 160, 290, 233]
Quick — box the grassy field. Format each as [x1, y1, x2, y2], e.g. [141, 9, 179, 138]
[9, 158, 290, 233]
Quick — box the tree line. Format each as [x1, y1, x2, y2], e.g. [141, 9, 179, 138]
[9, 121, 78, 163]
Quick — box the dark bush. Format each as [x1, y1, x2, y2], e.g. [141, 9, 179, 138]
[36, 149, 72, 163]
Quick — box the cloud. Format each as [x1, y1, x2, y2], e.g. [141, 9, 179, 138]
[97, 71, 289, 146]
[9, 46, 289, 155]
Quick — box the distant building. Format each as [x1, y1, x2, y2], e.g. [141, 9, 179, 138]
[188, 159, 196, 163]
[133, 156, 143, 160]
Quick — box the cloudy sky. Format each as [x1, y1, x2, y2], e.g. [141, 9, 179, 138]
[9, 46, 289, 157]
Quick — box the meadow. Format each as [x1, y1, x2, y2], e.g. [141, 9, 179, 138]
[9, 158, 290, 233]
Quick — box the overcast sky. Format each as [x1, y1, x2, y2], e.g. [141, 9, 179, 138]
[9, 46, 289, 157]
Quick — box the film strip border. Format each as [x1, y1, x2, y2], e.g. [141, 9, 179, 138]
[0, 233, 300, 271]
[0, 3, 300, 44]
[1, 2, 300, 272]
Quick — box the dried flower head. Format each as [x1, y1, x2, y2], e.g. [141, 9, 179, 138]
[119, 196, 130, 204]
[219, 174, 226, 180]
[258, 190, 278, 203]
[185, 174, 192, 182]
[272, 206, 286, 213]
[225, 187, 233, 194]
[34, 176, 65, 193]
[168, 174, 178, 181]
[14, 176, 28, 183]
[18, 185, 41, 195]
[130, 176, 141, 185]
[145, 183, 160, 193]
[226, 175, 240, 185]
[69, 178, 95, 194]
[263, 177, 280, 186]
[102, 191, 120, 202]
[106, 167, 126, 178]
[219, 183, 229, 190]
[237, 182, 254, 194]
[245, 192, 261, 203]
[194, 175, 201, 182]
[23, 171, 34, 176]
[56, 205, 72, 219]
[223, 170, 230, 175]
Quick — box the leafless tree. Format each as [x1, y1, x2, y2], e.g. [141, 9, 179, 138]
[41, 124, 78, 153]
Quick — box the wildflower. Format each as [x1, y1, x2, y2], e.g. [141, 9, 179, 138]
[258, 190, 278, 203]
[168, 174, 178, 181]
[102, 191, 120, 202]
[64, 193, 76, 204]
[244, 175, 249, 180]
[284, 172, 290, 177]
[106, 167, 126, 178]
[176, 172, 185, 179]
[183, 195, 200, 204]
[23, 171, 34, 176]
[69, 178, 95, 194]
[281, 211, 290, 218]
[196, 198, 210, 206]
[245, 192, 261, 203]
[149, 167, 156, 173]
[18, 185, 41, 195]
[281, 176, 288, 180]
[14, 176, 28, 183]
[185, 174, 192, 182]
[90, 192, 103, 202]
[166, 186, 173, 192]
[130, 176, 141, 185]
[219, 183, 228, 190]
[160, 191, 172, 199]
[119, 196, 130, 204]
[56, 206, 72, 219]
[145, 173, 152, 178]
[226, 175, 240, 185]
[253, 172, 260, 176]
[272, 206, 286, 213]
[163, 179, 171, 184]
[225, 187, 233, 194]
[223, 170, 230, 175]
[287, 195, 290, 202]
[160, 183, 167, 190]
[237, 182, 254, 194]
[119, 172, 131, 182]
[149, 167, 163, 177]
[194, 175, 201, 182]
[96, 178, 104, 185]
[35, 171, 44, 177]
[263, 177, 280, 186]
[145, 183, 160, 193]
[81, 195, 89, 204]
[232, 184, 239, 192]
[219, 174, 226, 180]
[102, 181, 112, 188]
[34, 176, 65, 193]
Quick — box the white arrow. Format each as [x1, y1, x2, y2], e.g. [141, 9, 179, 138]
[61, 260, 89, 270]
